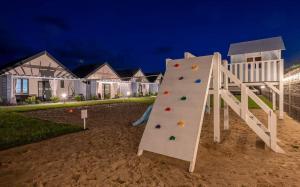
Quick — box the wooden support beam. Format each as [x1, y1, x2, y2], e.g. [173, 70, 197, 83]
[184, 52, 195, 59]
[213, 52, 221, 142]
[223, 60, 229, 130]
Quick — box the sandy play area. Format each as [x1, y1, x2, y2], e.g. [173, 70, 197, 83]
[0, 102, 300, 186]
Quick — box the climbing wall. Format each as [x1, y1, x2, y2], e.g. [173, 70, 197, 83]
[138, 55, 214, 162]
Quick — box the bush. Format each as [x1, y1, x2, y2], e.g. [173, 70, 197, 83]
[74, 95, 84, 101]
[91, 95, 98, 100]
[25, 96, 36, 104]
[50, 96, 60, 103]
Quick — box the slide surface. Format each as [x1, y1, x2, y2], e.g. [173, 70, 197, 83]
[138, 55, 214, 162]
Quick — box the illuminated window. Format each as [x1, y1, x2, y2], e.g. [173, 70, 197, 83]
[16, 79, 29, 94]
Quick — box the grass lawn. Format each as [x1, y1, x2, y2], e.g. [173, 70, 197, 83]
[0, 112, 82, 150]
[234, 95, 273, 109]
[0, 97, 155, 150]
[0, 97, 156, 113]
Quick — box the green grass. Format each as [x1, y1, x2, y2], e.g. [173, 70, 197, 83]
[0, 97, 155, 113]
[0, 97, 155, 150]
[234, 95, 272, 109]
[208, 95, 272, 109]
[0, 112, 82, 150]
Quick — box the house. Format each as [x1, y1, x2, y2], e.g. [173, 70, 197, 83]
[145, 72, 163, 94]
[227, 36, 285, 119]
[73, 63, 121, 99]
[116, 68, 151, 96]
[0, 51, 77, 104]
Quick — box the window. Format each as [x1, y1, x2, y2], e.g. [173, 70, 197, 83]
[16, 79, 29, 94]
[255, 57, 262, 61]
[60, 80, 64, 88]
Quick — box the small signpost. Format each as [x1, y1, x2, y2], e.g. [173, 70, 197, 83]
[81, 108, 88, 130]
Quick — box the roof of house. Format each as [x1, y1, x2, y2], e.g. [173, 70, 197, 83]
[145, 72, 162, 82]
[72, 63, 119, 79]
[116, 68, 141, 80]
[228, 36, 285, 56]
[0, 50, 77, 78]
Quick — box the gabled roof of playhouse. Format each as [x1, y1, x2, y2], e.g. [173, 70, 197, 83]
[228, 36, 285, 56]
[72, 62, 120, 79]
[0, 50, 77, 78]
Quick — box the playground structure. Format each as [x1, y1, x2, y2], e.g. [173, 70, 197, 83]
[137, 52, 284, 173]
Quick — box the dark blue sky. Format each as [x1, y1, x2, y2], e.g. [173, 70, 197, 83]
[0, 0, 299, 72]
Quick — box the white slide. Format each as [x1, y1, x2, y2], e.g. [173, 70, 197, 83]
[137, 54, 214, 172]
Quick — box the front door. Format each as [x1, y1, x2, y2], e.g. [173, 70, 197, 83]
[103, 84, 111, 99]
[38, 81, 52, 100]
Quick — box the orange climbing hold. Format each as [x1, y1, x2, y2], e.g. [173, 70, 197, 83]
[191, 64, 198, 70]
[177, 120, 185, 127]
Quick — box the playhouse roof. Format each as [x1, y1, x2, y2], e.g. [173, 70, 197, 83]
[228, 36, 285, 56]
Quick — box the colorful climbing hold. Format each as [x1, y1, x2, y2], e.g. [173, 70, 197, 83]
[179, 76, 184, 80]
[191, 64, 198, 70]
[155, 124, 161, 129]
[180, 96, 187, 101]
[68, 109, 74, 113]
[169, 136, 176, 140]
[174, 63, 180, 68]
[163, 91, 169, 95]
[177, 120, 185, 128]
[195, 79, 202, 83]
[165, 107, 171, 112]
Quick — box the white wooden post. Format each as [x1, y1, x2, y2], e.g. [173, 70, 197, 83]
[279, 60, 284, 119]
[241, 85, 248, 120]
[267, 61, 271, 81]
[273, 61, 277, 81]
[261, 61, 265, 81]
[239, 63, 244, 82]
[250, 63, 254, 82]
[223, 60, 229, 130]
[272, 91, 276, 110]
[184, 52, 195, 59]
[255, 62, 259, 82]
[206, 95, 211, 114]
[213, 53, 221, 142]
[245, 62, 248, 82]
[269, 111, 277, 151]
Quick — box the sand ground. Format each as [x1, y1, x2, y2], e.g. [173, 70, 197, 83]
[0, 103, 300, 186]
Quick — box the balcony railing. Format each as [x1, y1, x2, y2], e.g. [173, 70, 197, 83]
[227, 59, 283, 83]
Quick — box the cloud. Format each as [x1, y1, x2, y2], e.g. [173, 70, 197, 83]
[35, 16, 70, 31]
[153, 46, 173, 55]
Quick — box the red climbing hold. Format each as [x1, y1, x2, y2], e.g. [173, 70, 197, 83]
[163, 91, 169, 95]
[174, 63, 180, 68]
[165, 107, 171, 112]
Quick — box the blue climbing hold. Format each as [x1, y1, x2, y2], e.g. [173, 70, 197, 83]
[195, 79, 201, 83]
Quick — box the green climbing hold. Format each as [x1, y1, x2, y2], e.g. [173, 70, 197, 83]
[169, 136, 176, 141]
[180, 96, 187, 101]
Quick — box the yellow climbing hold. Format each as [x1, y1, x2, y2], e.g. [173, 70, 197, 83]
[177, 120, 185, 128]
[191, 64, 198, 71]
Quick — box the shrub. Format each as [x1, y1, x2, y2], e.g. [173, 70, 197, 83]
[74, 95, 84, 101]
[50, 96, 60, 103]
[25, 96, 36, 104]
[91, 95, 98, 100]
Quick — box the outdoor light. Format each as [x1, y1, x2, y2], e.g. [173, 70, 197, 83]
[261, 85, 265, 89]
[127, 91, 131, 96]
[62, 93, 67, 104]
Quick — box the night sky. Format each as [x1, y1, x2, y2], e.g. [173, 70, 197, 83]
[0, 0, 299, 73]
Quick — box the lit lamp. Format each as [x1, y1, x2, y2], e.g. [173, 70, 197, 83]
[126, 91, 131, 98]
[261, 85, 265, 89]
[62, 93, 67, 104]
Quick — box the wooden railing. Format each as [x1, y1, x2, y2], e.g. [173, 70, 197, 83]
[227, 59, 283, 83]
